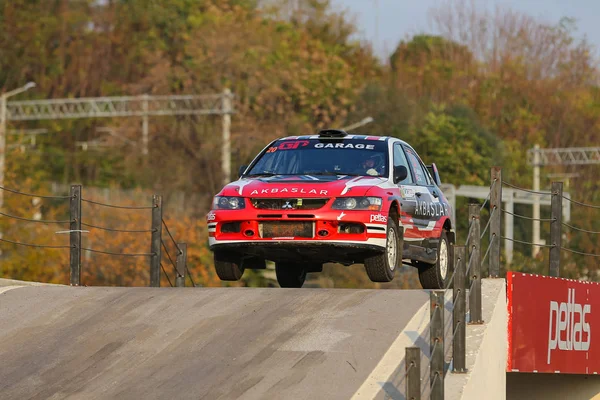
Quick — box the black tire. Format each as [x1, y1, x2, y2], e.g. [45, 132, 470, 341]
[275, 263, 307, 288]
[364, 215, 401, 283]
[214, 252, 244, 281]
[418, 230, 452, 289]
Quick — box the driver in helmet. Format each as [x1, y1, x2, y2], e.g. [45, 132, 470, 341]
[358, 154, 383, 176]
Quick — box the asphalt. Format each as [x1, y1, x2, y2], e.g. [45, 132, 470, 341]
[0, 285, 429, 400]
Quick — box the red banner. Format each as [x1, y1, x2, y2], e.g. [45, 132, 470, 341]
[507, 272, 600, 374]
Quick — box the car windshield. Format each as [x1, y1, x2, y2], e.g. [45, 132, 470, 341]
[246, 138, 389, 177]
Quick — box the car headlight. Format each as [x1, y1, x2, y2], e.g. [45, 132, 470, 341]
[331, 197, 382, 211]
[212, 196, 246, 210]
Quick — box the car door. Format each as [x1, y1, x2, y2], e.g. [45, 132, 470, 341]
[392, 143, 423, 245]
[404, 145, 448, 240]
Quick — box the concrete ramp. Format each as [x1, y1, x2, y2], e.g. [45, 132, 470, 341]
[0, 285, 429, 400]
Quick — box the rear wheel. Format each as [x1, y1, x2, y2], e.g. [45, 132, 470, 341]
[418, 230, 452, 289]
[364, 215, 401, 283]
[275, 263, 307, 288]
[214, 252, 244, 281]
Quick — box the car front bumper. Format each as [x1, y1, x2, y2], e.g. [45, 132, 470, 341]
[207, 208, 390, 263]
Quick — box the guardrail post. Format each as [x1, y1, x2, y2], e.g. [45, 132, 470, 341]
[150, 195, 162, 287]
[430, 290, 444, 400]
[468, 204, 483, 324]
[549, 182, 563, 277]
[489, 167, 502, 278]
[406, 346, 421, 400]
[453, 246, 467, 373]
[69, 185, 82, 286]
[175, 242, 187, 287]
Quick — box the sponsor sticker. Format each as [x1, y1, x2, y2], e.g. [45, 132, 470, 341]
[547, 288, 591, 364]
[249, 188, 328, 195]
[207, 211, 216, 221]
[314, 143, 375, 150]
[415, 201, 448, 217]
[370, 214, 387, 223]
[400, 187, 415, 199]
[278, 140, 310, 150]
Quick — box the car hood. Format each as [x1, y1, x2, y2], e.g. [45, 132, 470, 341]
[219, 175, 390, 198]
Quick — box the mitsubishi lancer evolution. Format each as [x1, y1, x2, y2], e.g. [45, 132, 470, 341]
[207, 129, 455, 289]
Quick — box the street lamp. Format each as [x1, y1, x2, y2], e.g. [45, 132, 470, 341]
[341, 116, 374, 132]
[0, 81, 36, 209]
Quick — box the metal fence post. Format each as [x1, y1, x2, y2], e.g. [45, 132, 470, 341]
[430, 290, 444, 400]
[468, 204, 483, 324]
[489, 167, 502, 278]
[453, 246, 467, 373]
[406, 346, 421, 400]
[549, 182, 563, 277]
[175, 242, 187, 287]
[69, 185, 82, 286]
[150, 195, 162, 287]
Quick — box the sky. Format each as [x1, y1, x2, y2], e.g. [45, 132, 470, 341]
[332, 0, 600, 60]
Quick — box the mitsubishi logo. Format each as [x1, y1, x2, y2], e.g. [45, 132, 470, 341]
[282, 201, 294, 210]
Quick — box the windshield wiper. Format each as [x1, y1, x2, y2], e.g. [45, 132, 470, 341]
[245, 172, 278, 177]
[307, 172, 361, 176]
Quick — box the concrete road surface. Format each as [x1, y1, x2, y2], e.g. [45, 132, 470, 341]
[0, 286, 429, 400]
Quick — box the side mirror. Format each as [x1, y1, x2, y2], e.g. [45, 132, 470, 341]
[238, 164, 248, 178]
[426, 163, 441, 186]
[393, 165, 408, 184]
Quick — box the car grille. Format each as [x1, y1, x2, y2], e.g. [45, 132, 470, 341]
[250, 198, 329, 210]
[260, 221, 314, 238]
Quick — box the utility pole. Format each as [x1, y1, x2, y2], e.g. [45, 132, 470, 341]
[222, 88, 232, 185]
[532, 144, 541, 257]
[0, 82, 36, 210]
[142, 94, 149, 155]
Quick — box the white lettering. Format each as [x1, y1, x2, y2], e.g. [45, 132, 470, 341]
[355, 144, 365, 149]
[335, 143, 344, 148]
[366, 144, 374, 150]
[547, 288, 592, 364]
[248, 188, 329, 196]
[370, 214, 387, 223]
[315, 143, 324, 148]
[207, 211, 216, 221]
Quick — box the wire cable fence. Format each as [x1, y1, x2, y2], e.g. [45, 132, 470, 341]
[0, 183, 191, 288]
[501, 178, 600, 274]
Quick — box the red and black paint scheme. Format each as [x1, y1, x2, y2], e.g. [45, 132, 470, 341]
[207, 129, 454, 288]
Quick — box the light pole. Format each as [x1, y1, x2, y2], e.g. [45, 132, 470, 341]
[342, 116, 374, 132]
[0, 81, 36, 210]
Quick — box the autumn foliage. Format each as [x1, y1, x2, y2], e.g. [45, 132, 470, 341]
[1, 0, 599, 285]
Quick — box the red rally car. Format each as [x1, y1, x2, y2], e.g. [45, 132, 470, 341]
[207, 129, 455, 289]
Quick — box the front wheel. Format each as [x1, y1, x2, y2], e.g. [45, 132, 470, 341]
[364, 217, 401, 283]
[418, 230, 452, 289]
[214, 252, 244, 281]
[275, 263, 307, 288]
